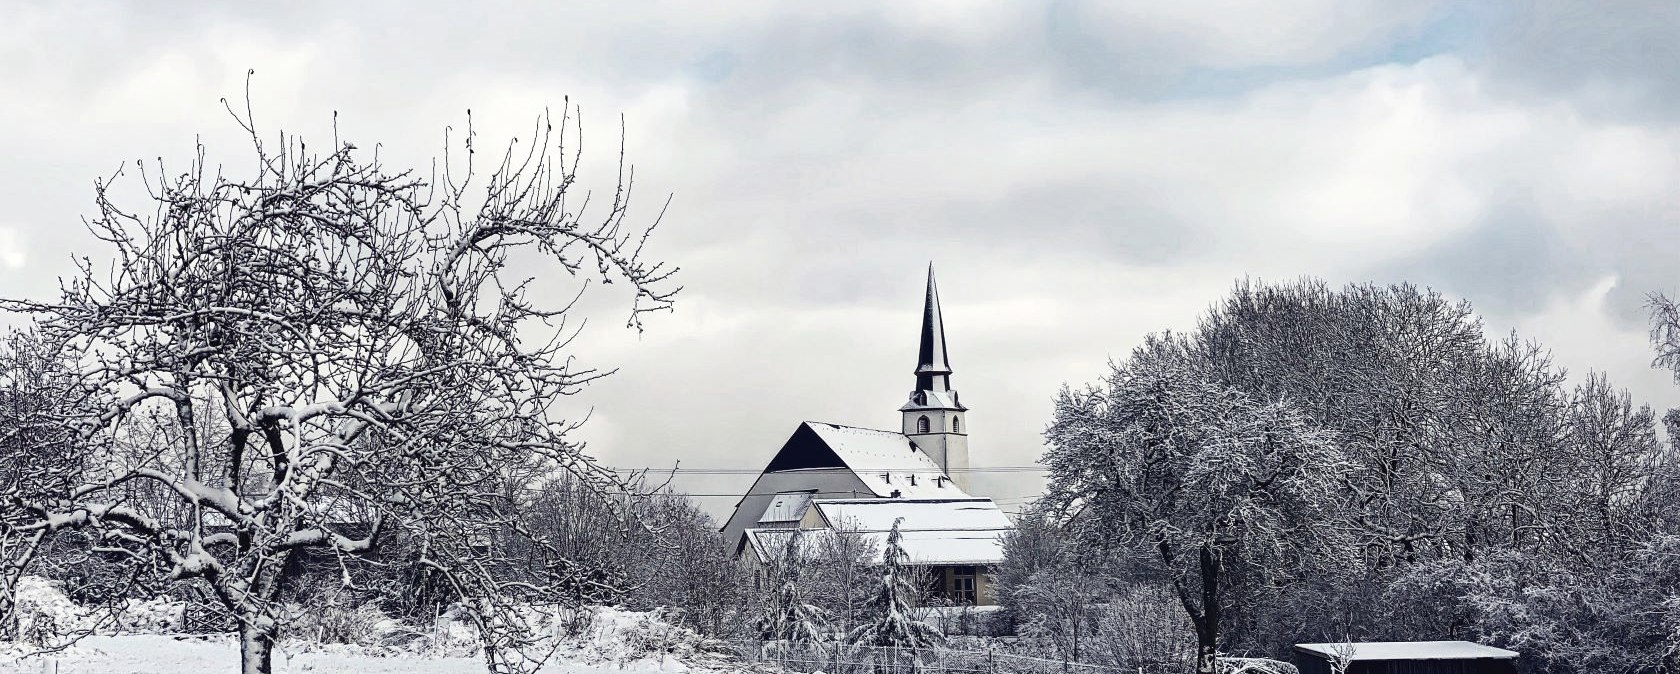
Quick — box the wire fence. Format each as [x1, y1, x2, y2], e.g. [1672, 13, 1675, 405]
[731, 640, 1154, 674]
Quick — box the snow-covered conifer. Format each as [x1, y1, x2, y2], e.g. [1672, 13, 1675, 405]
[847, 518, 942, 653]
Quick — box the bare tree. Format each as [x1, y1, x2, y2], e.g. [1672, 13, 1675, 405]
[756, 529, 828, 646]
[0, 330, 90, 642]
[810, 515, 879, 637]
[1557, 373, 1663, 554]
[1648, 292, 1680, 384]
[0, 91, 677, 674]
[993, 505, 1063, 633]
[1014, 566, 1098, 662]
[1087, 583, 1195, 672]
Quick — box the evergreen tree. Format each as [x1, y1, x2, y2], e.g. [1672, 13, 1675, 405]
[848, 518, 943, 651]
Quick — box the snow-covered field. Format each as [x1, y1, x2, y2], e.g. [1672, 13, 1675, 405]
[1, 634, 482, 674]
[1, 577, 747, 674]
[0, 633, 735, 674]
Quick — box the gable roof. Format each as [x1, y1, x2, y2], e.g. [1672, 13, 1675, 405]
[812, 498, 1013, 532]
[796, 422, 966, 498]
[801, 497, 1013, 566]
[1294, 641, 1519, 661]
[741, 523, 1008, 566]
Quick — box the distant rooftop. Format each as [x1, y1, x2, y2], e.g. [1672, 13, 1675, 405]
[1294, 641, 1518, 661]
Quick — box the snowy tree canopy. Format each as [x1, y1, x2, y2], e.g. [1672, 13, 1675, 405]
[1042, 338, 1352, 674]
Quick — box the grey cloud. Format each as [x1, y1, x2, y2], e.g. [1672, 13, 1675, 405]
[1372, 203, 1596, 315]
[1480, 0, 1680, 121]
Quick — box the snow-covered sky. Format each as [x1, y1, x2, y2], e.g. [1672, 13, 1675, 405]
[3, 1, 1679, 519]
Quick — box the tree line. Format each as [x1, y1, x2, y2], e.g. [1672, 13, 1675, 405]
[1004, 279, 1680, 674]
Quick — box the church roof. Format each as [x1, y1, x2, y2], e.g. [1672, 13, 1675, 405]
[798, 422, 968, 498]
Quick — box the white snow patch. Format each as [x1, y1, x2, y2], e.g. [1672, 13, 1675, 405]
[0, 591, 743, 674]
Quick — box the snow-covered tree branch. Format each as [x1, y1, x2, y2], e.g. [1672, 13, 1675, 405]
[0, 93, 678, 674]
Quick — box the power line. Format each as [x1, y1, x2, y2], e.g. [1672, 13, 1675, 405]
[608, 465, 1047, 475]
[622, 492, 1044, 500]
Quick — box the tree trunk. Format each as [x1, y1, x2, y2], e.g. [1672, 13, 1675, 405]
[0, 570, 17, 642]
[1195, 544, 1222, 674]
[1196, 642, 1219, 674]
[232, 553, 287, 674]
[240, 621, 276, 674]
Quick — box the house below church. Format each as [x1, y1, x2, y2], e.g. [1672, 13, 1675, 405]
[721, 265, 1013, 605]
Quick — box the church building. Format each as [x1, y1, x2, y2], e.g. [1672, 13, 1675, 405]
[722, 266, 1013, 606]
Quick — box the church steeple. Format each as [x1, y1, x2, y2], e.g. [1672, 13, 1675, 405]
[900, 264, 970, 488]
[915, 264, 953, 392]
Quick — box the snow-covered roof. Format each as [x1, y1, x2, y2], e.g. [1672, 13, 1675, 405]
[1294, 641, 1519, 661]
[802, 422, 967, 498]
[812, 498, 1012, 532]
[741, 526, 1007, 566]
[871, 528, 1006, 565]
[758, 492, 814, 524]
[741, 528, 809, 563]
[793, 498, 1013, 565]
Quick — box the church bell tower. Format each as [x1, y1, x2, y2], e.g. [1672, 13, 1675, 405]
[900, 264, 970, 490]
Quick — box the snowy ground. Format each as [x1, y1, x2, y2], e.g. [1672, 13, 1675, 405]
[2, 576, 746, 674]
[0, 633, 739, 674]
[1, 634, 479, 674]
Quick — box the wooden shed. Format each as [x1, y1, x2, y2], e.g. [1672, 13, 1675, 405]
[1293, 641, 1518, 674]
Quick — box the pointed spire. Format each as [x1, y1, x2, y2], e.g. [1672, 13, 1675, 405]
[915, 263, 952, 391]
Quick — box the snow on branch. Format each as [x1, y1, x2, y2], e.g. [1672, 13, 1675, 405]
[0, 88, 679, 674]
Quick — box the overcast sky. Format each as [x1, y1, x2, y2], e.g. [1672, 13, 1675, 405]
[4, 1, 1680, 519]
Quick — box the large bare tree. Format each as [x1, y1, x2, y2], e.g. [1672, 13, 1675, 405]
[0, 93, 678, 674]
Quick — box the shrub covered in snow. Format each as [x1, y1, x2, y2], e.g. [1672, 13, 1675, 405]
[5, 575, 188, 641]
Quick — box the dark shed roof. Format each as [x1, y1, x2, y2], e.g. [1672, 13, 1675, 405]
[1293, 641, 1518, 674]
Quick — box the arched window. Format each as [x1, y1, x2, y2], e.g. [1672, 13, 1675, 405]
[952, 416, 961, 433]
[916, 415, 931, 434]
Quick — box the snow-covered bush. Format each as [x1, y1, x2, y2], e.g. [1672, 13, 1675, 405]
[1219, 657, 1300, 674]
[13, 576, 86, 642]
[578, 606, 736, 665]
[281, 588, 405, 648]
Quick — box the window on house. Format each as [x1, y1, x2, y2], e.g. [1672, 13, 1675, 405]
[952, 416, 961, 433]
[953, 574, 977, 604]
[917, 415, 930, 434]
[951, 565, 978, 604]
